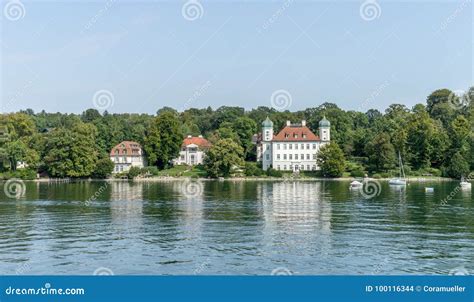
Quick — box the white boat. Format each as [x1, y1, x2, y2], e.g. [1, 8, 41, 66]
[389, 152, 407, 186]
[460, 176, 471, 188]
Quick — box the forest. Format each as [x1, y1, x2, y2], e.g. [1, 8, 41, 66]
[0, 87, 472, 179]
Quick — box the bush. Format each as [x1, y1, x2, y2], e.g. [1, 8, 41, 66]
[266, 168, 283, 177]
[372, 173, 382, 179]
[0, 169, 37, 180]
[91, 158, 114, 179]
[244, 162, 264, 177]
[141, 166, 160, 176]
[350, 169, 366, 177]
[127, 166, 142, 179]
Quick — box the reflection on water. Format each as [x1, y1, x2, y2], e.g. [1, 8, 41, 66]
[0, 180, 472, 275]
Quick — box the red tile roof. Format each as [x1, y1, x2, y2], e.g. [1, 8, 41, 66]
[182, 136, 211, 148]
[273, 126, 320, 141]
[110, 141, 143, 156]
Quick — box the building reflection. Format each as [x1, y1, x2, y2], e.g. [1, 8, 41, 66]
[171, 180, 205, 240]
[258, 181, 332, 233]
[109, 181, 144, 237]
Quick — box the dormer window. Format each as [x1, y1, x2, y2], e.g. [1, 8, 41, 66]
[285, 133, 289, 138]
[302, 134, 306, 138]
[294, 133, 298, 138]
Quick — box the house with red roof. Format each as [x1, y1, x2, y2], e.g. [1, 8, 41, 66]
[173, 135, 211, 166]
[258, 117, 331, 172]
[109, 141, 146, 173]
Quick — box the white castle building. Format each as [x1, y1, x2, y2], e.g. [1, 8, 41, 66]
[258, 117, 330, 171]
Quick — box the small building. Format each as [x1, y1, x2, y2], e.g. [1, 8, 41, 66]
[110, 141, 146, 173]
[257, 117, 331, 172]
[173, 135, 211, 166]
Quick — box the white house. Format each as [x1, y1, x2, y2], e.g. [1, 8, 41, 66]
[173, 135, 211, 166]
[258, 117, 330, 172]
[110, 141, 146, 173]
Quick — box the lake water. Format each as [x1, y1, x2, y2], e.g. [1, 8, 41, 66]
[0, 180, 472, 275]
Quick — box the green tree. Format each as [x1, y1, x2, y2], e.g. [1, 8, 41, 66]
[365, 133, 396, 172]
[204, 138, 244, 177]
[44, 123, 98, 177]
[232, 117, 257, 159]
[444, 152, 470, 179]
[317, 143, 346, 177]
[144, 112, 182, 169]
[92, 157, 115, 178]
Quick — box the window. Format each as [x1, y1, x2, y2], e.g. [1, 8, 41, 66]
[301, 165, 304, 171]
[289, 165, 293, 170]
[313, 154, 317, 160]
[283, 165, 287, 170]
[307, 144, 310, 149]
[283, 154, 287, 160]
[180, 155, 185, 160]
[307, 165, 310, 170]
[306, 154, 310, 160]
[123, 156, 126, 162]
[295, 154, 298, 160]
[283, 144, 287, 150]
[277, 165, 280, 170]
[289, 144, 292, 150]
[277, 144, 280, 150]
[294, 134, 298, 139]
[301, 154, 304, 160]
[312, 165, 316, 170]
[266, 154, 270, 160]
[295, 144, 298, 150]
[302, 134, 306, 138]
[301, 144, 305, 150]
[277, 154, 280, 160]
[289, 154, 292, 160]
[313, 144, 316, 149]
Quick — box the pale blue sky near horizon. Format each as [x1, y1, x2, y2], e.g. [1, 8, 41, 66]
[0, 0, 472, 114]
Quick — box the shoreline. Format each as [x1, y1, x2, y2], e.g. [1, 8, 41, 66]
[13, 176, 460, 183]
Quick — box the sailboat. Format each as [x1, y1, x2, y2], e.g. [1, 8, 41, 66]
[460, 176, 471, 188]
[389, 152, 407, 186]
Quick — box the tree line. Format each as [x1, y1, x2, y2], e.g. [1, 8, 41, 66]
[0, 87, 472, 179]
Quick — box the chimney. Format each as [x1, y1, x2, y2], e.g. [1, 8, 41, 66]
[301, 120, 306, 126]
[187, 135, 192, 138]
[286, 120, 291, 126]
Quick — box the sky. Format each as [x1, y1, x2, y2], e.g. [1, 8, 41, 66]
[0, 0, 472, 114]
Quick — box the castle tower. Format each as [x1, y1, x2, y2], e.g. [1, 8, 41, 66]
[261, 117, 273, 170]
[319, 116, 330, 142]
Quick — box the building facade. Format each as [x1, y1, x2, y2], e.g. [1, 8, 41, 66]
[258, 117, 330, 171]
[173, 135, 211, 166]
[110, 141, 146, 173]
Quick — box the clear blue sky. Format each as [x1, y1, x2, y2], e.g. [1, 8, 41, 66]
[1, 0, 472, 114]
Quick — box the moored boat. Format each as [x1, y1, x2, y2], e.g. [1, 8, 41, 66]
[389, 152, 407, 186]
